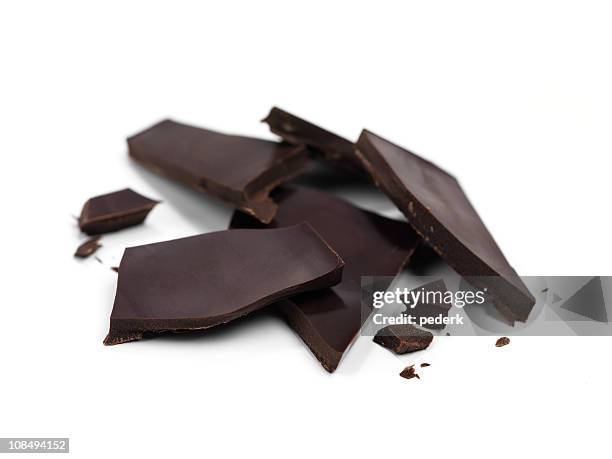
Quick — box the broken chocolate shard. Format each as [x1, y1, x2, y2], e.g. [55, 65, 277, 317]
[79, 188, 159, 235]
[403, 279, 452, 330]
[355, 130, 535, 324]
[495, 337, 510, 347]
[262, 107, 364, 176]
[400, 365, 420, 380]
[374, 324, 433, 354]
[230, 187, 419, 372]
[74, 236, 102, 258]
[104, 223, 344, 346]
[128, 119, 309, 223]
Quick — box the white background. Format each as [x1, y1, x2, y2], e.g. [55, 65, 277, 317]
[1, 1, 611, 457]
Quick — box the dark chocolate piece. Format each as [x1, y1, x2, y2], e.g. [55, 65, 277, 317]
[399, 365, 420, 380]
[79, 188, 158, 235]
[128, 119, 309, 223]
[403, 279, 452, 330]
[355, 130, 535, 324]
[74, 236, 102, 258]
[230, 187, 419, 372]
[104, 223, 344, 345]
[374, 324, 433, 354]
[420, 363, 430, 368]
[111, 266, 119, 273]
[262, 107, 364, 176]
[495, 337, 511, 347]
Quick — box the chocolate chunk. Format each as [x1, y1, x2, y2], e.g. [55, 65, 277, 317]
[230, 187, 419, 372]
[262, 107, 364, 176]
[355, 130, 535, 324]
[495, 337, 510, 347]
[74, 236, 102, 258]
[128, 119, 309, 223]
[403, 279, 452, 330]
[420, 363, 430, 368]
[79, 188, 159, 235]
[374, 324, 433, 354]
[104, 223, 344, 345]
[399, 365, 420, 380]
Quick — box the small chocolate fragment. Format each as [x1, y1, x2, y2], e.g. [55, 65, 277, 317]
[495, 337, 511, 347]
[262, 107, 364, 176]
[403, 279, 452, 330]
[128, 119, 309, 223]
[111, 266, 119, 273]
[400, 365, 420, 380]
[420, 363, 430, 368]
[104, 223, 344, 345]
[230, 187, 419, 372]
[355, 130, 535, 324]
[374, 324, 433, 355]
[79, 188, 158, 235]
[74, 236, 102, 258]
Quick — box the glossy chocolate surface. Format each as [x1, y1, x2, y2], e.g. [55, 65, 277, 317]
[355, 129, 535, 323]
[230, 187, 419, 372]
[104, 223, 344, 345]
[128, 119, 309, 223]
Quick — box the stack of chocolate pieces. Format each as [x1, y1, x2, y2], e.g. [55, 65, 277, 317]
[92, 107, 534, 373]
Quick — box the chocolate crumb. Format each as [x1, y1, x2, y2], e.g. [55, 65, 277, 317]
[495, 337, 510, 347]
[111, 266, 119, 273]
[74, 236, 102, 258]
[541, 288, 549, 293]
[400, 365, 420, 380]
[420, 363, 430, 368]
